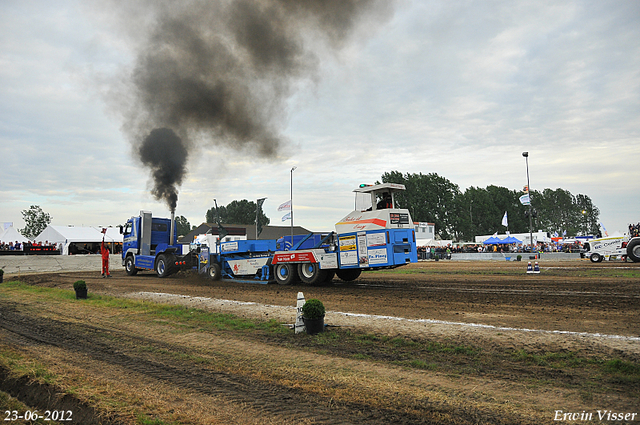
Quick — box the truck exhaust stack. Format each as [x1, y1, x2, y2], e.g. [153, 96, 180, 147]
[170, 210, 175, 246]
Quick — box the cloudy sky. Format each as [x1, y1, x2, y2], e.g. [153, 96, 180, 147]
[1, 0, 638, 238]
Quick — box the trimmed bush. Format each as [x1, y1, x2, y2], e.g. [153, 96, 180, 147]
[301, 299, 325, 320]
[73, 280, 87, 291]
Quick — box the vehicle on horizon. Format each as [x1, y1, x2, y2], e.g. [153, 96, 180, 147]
[583, 234, 640, 263]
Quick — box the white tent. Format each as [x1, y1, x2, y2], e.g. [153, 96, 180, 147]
[416, 238, 453, 247]
[100, 227, 123, 243]
[0, 226, 28, 244]
[36, 225, 123, 255]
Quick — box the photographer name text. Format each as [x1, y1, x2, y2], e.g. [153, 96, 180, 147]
[555, 410, 637, 422]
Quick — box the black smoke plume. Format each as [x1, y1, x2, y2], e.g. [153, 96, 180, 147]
[111, 0, 394, 210]
[138, 128, 188, 212]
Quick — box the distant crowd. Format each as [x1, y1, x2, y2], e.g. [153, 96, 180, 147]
[630, 223, 640, 238]
[0, 240, 60, 252]
[418, 240, 584, 259]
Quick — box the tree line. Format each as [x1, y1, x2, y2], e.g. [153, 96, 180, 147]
[380, 170, 600, 241]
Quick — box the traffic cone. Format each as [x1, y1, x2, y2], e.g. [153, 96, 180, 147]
[295, 292, 306, 334]
[526, 262, 533, 274]
[534, 262, 540, 274]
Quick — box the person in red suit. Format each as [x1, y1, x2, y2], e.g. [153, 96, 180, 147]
[101, 229, 111, 278]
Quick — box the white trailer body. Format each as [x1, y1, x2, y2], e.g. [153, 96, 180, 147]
[584, 236, 628, 262]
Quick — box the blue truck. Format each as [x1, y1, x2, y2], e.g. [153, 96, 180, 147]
[120, 211, 198, 277]
[122, 183, 418, 283]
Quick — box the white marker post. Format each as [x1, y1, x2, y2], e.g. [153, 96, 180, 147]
[295, 292, 305, 334]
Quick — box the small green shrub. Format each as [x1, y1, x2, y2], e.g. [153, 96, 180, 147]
[301, 299, 325, 319]
[73, 280, 86, 291]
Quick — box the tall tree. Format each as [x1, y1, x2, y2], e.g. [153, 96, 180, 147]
[381, 171, 461, 239]
[462, 187, 501, 239]
[575, 194, 600, 236]
[20, 205, 52, 240]
[205, 200, 270, 227]
[486, 185, 529, 233]
[175, 215, 191, 237]
[454, 186, 530, 241]
[536, 188, 575, 234]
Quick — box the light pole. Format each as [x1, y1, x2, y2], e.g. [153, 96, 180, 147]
[290, 166, 297, 248]
[581, 209, 587, 236]
[469, 199, 473, 240]
[523, 152, 534, 254]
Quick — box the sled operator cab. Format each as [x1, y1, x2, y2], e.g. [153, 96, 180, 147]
[332, 182, 417, 270]
[337, 183, 413, 233]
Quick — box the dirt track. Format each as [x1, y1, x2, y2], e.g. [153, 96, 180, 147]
[1, 260, 639, 424]
[18, 260, 637, 340]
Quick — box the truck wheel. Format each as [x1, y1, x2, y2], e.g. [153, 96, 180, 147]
[298, 263, 327, 286]
[590, 253, 602, 263]
[336, 268, 362, 282]
[322, 270, 336, 286]
[274, 264, 298, 285]
[208, 263, 222, 281]
[156, 254, 171, 278]
[125, 256, 138, 276]
[627, 239, 640, 263]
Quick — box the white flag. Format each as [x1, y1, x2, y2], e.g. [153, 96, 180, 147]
[501, 211, 508, 227]
[281, 211, 291, 221]
[519, 194, 530, 205]
[278, 200, 291, 211]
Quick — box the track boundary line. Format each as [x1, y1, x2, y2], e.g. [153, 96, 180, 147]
[136, 291, 640, 342]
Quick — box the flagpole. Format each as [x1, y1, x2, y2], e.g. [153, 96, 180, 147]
[523, 152, 534, 254]
[290, 166, 297, 248]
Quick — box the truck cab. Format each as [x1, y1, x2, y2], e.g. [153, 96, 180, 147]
[121, 211, 195, 277]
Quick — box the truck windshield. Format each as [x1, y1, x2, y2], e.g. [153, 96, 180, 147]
[355, 192, 372, 212]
